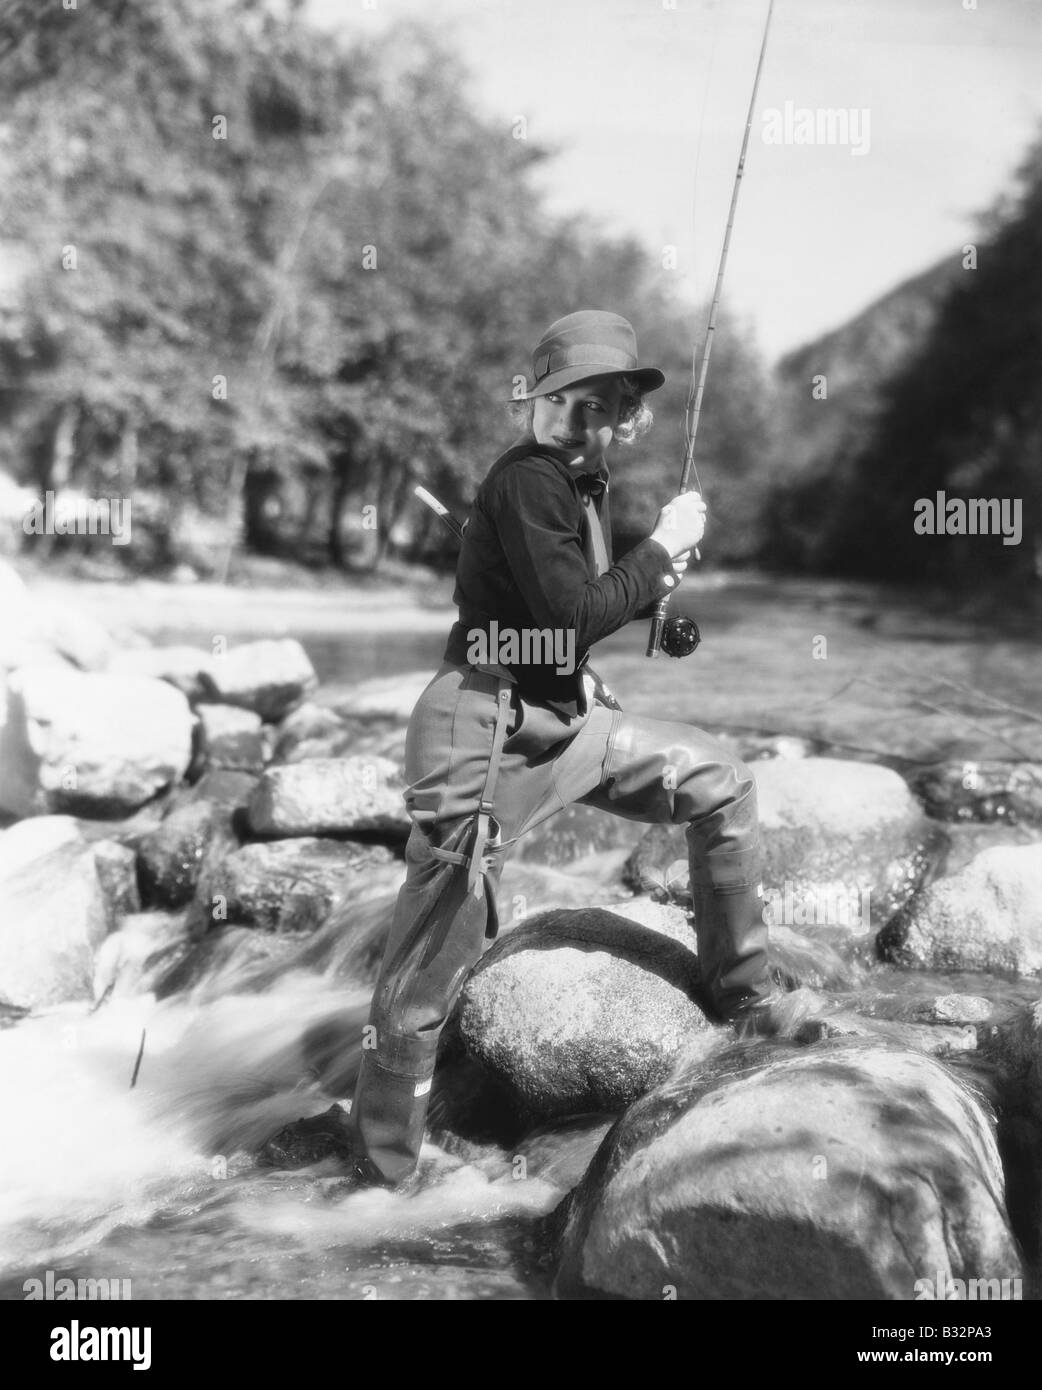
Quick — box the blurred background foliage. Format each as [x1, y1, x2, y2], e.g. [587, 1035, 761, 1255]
[0, 0, 1037, 592]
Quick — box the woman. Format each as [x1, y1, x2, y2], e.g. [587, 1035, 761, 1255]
[348, 309, 774, 1191]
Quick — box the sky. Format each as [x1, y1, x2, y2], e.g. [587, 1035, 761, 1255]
[307, 0, 1042, 362]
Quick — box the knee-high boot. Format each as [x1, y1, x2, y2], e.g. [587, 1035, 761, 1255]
[688, 842, 771, 1022]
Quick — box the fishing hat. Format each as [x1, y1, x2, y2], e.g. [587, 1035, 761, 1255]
[520, 309, 665, 399]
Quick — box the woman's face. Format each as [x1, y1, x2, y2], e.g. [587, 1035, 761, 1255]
[530, 376, 622, 463]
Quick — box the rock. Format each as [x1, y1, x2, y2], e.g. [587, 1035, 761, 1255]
[879, 845, 1042, 976]
[910, 760, 1042, 825]
[180, 767, 259, 821]
[0, 666, 195, 818]
[246, 756, 409, 838]
[271, 701, 346, 759]
[855, 992, 994, 1026]
[257, 1102, 354, 1169]
[456, 905, 713, 1122]
[200, 836, 396, 934]
[624, 758, 940, 937]
[108, 644, 215, 703]
[333, 671, 431, 720]
[0, 817, 113, 1007]
[197, 638, 317, 721]
[137, 800, 232, 908]
[795, 1010, 978, 1058]
[196, 702, 266, 773]
[92, 910, 191, 1000]
[554, 1040, 1022, 1300]
[90, 838, 140, 919]
[934, 819, 1041, 878]
[515, 803, 648, 869]
[273, 704, 407, 767]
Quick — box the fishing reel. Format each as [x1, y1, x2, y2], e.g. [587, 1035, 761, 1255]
[660, 615, 701, 658]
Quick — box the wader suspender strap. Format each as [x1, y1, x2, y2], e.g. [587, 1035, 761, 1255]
[429, 680, 514, 898]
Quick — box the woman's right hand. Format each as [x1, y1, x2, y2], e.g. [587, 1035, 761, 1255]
[650, 491, 707, 558]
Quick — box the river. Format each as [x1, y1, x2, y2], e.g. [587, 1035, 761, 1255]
[1, 570, 1039, 1299]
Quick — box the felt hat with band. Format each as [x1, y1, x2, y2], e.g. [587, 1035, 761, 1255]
[520, 309, 666, 400]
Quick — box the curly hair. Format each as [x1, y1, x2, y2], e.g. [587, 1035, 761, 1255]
[506, 373, 654, 445]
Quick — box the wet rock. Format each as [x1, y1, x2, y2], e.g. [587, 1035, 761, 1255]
[554, 1040, 1022, 1300]
[516, 804, 648, 869]
[910, 760, 1042, 825]
[197, 638, 317, 721]
[794, 1010, 978, 1058]
[196, 703, 266, 773]
[246, 756, 409, 838]
[855, 992, 994, 1026]
[0, 816, 112, 1007]
[92, 910, 191, 1000]
[625, 757, 940, 936]
[200, 836, 396, 934]
[934, 819, 1041, 878]
[879, 845, 1042, 976]
[0, 666, 195, 818]
[137, 800, 230, 908]
[90, 838, 140, 919]
[257, 1102, 354, 1169]
[108, 644, 215, 703]
[456, 905, 713, 1122]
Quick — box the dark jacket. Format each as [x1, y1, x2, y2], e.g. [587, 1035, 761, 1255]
[442, 442, 677, 708]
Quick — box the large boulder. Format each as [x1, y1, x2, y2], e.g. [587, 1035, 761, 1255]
[0, 817, 125, 1007]
[197, 638, 317, 721]
[625, 757, 940, 938]
[554, 1040, 1023, 1300]
[246, 756, 409, 838]
[879, 844, 1042, 976]
[0, 666, 195, 817]
[199, 836, 398, 934]
[456, 903, 713, 1122]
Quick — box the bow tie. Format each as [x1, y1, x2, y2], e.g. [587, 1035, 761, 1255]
[574, 472, 607, 498]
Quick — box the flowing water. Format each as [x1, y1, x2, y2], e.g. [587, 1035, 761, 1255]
[2, 572, 1040, 1300]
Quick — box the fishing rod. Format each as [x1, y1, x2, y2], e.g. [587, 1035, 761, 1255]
[647, 0, 776, 659]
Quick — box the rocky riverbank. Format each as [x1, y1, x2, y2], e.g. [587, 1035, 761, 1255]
[2, 558, 1042, 1300]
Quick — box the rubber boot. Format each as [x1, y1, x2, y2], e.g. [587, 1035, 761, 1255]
[688, 842, 771, 1023]
[350, 1029, 440, 1189]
